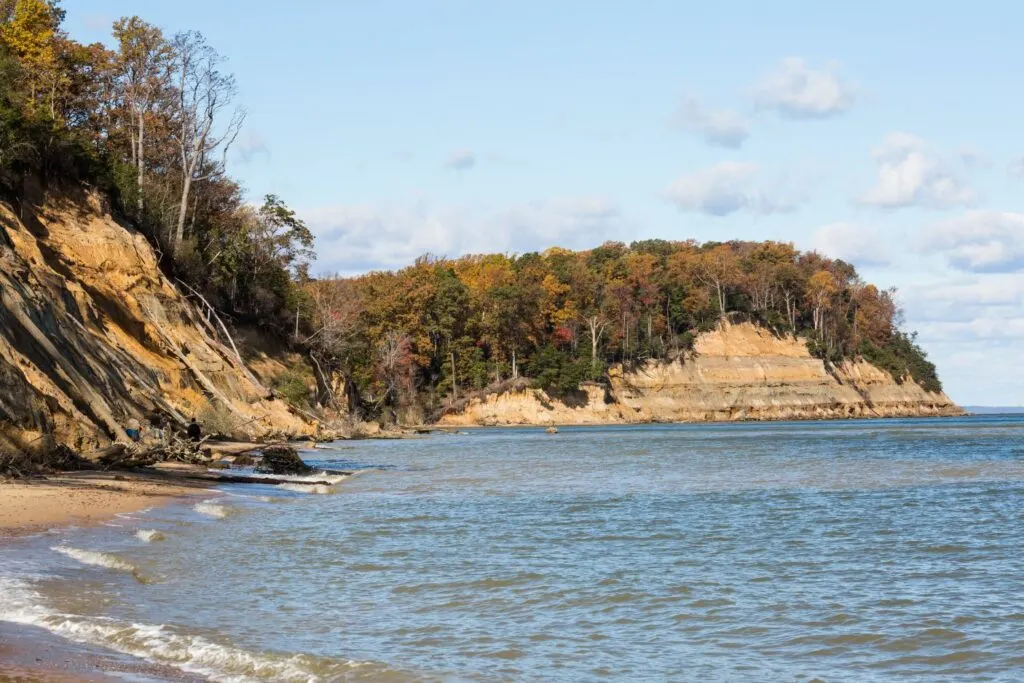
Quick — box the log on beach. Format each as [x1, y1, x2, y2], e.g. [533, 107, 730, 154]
[179, 471, 351, 486]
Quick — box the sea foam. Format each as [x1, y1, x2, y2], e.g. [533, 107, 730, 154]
[0, 576, 381, 682]
[52, 546, 137, 573]
[193, 502, 229, 519]
[135, 529, 167, 543]
[276, 483, 336, 495]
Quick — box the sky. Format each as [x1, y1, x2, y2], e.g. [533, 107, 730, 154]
[66, 1, 1024, 406]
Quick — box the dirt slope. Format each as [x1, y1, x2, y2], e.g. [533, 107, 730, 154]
[0, 192, 312, 453]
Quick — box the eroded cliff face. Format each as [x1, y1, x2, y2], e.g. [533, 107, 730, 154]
[439, 322, 962, 426]
[0, 193, 312, 453]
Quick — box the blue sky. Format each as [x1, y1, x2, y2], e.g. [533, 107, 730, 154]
[67, 1, 1024, 406]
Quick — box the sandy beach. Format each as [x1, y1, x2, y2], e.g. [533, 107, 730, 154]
[0, 468, 214, 537]
[1, 468, 216, 680]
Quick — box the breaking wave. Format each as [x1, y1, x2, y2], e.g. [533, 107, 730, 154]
[135, 529, 166, 543]
[52, 546, 137, 573]
[276, 483, 336, 495]
[194, 502, 230, 519]
[0, 576, 403, 682]
[242, 471, 349, 485]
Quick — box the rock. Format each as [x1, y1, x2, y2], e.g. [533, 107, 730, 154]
[545, 427, 559, 434]
[256, 445, 312, 475]
[438, 322, 963, 426]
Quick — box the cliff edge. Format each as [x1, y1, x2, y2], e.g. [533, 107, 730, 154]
[439, 322, 962, 426]
[0, 192, 312, 453]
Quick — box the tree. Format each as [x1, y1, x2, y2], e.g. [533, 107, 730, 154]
[0, 0, 61, 112]
[112, 16, 170, 214]
[807, 270, 838, 333]
[692, 244, 740, 319]
[170, 30, 244, 250]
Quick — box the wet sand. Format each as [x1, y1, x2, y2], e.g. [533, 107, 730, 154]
[0, 621, 201, 682]
[1, 468, 216, 680]
[0, 468, 212, 537]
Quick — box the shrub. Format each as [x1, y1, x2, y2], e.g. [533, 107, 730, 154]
[272, 369, 312, 407]
[527, 346, 590, 397]
[197, 402, 241, 438]
[859, 333, 942, 393]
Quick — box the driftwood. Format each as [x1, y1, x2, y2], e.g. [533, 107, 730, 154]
[175, 278, 269, 397]
[179, 471, 348, 486]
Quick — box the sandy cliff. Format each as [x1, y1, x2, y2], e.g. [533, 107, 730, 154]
[0, 192, 312, 453]
[439, 323, 962, 426]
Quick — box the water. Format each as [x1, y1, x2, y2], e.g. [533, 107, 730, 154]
[3, 416, 1024, 681]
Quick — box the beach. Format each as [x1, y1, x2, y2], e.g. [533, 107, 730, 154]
[0, 469, 213, 537]
[1, 469, 214, 681]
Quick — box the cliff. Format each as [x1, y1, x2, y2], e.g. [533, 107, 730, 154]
[439, 323, 963, 426]
[0, 192, 313, 454]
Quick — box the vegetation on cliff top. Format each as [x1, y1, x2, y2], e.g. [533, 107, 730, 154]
[0, 0, 311, 337]
[0, 2, 942, 425]
[304, 241, 943, 420]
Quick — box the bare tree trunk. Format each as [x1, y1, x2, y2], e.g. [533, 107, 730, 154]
[175, 172, 192, 248]
[450, 351, 457, 400]
[137, 112, 145, 214]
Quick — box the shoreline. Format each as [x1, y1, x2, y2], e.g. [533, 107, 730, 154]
[0, 621, 199, 682]
[0, 467, 219, 680]
[0, 466, 215, 539]
[434, 411, 969, 429]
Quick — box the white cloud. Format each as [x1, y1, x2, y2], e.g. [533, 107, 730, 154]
[305, 196, 623, 274]
[859, 133, 975, 209]
[812, 222, 890, 266]
[665, 161, 798, 216]
[445, 150, 476, 170]
[920, 211, 1024, 273]
[900, 274, 1024, 405]
[902, 276, 1024, 323]
[1009, 157, 1024, 178]
[673, 97, 749, 148]
[754, 58, 855, 119]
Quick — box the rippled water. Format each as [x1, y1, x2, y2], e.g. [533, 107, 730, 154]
[3, 416, 1024, 681]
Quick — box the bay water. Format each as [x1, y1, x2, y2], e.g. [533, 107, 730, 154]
[2, 416, 1024, 681]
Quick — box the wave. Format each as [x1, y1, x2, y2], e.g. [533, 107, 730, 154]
[135, 529, 166, 543]
[52, 546, 137, 573]
[194, 502, 230, 519]
[52, 546, 151, 584]
[276, 483, 336, 495]
[225, 470, 350, 485]
[0, 576, 402, 682]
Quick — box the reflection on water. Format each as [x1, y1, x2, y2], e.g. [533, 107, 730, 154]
[2, 416, 1024, 681]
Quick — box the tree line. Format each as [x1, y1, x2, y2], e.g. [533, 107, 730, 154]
[304, 239, 942, 422]
[0, 1, 312, 333]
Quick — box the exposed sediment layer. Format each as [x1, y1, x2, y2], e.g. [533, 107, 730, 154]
[439, 323, 962, 426]
[0, 192, 312, 452]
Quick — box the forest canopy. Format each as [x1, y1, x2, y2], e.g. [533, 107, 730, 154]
[303, 239, 943, 420]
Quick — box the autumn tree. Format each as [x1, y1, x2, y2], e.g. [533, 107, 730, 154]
[692, 244, 741, 319]
[170, 30, 244, 250]
[111, 16, 170, 213]
[0, 0, 60, 112]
